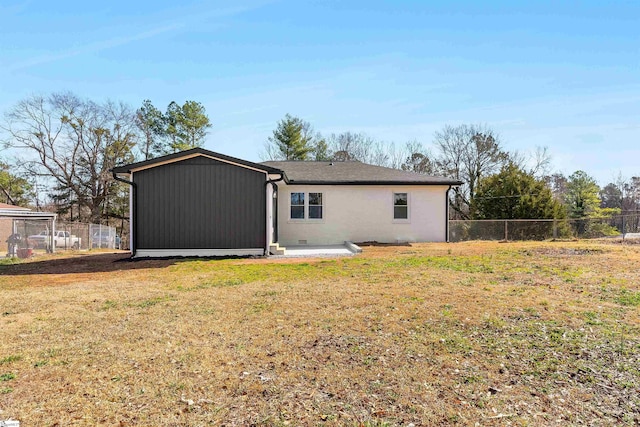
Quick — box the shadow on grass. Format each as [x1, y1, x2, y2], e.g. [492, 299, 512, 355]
[0, 252, 258, 276]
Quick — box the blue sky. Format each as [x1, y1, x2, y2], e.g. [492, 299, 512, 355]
[1, 0, 638, 184]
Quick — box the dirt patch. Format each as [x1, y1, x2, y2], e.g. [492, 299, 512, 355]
[0, 252, 177, 276]
[523, 247, 609, 256]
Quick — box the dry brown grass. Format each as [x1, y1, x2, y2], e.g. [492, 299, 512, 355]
[0, 241, 639, 426]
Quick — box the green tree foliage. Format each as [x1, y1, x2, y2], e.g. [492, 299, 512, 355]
[312, 138, 332, 161]
[166, 100, 212, 152]
[137, 100, 212, 156]
[165, 101, 182, 153]
[565, 170, 622, 237]
[600, 182, 623, 209]
[135, 99, 165, 160]
[402, 152, 434, 174]
[265, 114, 314, 160]
[0, 161, 33, 206]
[565, 170, 602, 218]
[472, 163, 564, 219]
[401, 141, 435, 174]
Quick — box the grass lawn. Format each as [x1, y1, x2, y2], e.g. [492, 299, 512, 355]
[0, 241, 639, 426]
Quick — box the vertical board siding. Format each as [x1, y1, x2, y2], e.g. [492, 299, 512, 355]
[135, 156, 266, 249]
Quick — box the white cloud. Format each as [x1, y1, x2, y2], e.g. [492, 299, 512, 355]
[6, 2, 269, 72]
[7, 23, 184, 72]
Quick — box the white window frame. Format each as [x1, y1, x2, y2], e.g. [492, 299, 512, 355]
[308, 192, 323, 220]
[392, 192, 410, 223]
[289, 191, 324, 222]
[290, 192, 305, 220]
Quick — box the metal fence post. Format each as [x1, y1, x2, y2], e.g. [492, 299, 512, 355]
[504, 220, 508, 241]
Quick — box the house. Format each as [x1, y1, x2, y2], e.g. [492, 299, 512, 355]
[112, 148, 462, 258]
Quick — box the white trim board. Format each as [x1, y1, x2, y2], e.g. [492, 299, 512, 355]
[134, 248, 264, 258]
[129, 153, 271, 174]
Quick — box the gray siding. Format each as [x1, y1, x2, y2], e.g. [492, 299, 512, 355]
[135, 156, 266, 250]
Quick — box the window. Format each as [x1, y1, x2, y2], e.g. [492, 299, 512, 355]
[309, 193, 323, 219]
[394, 192, 408, 220]
[290, 192, 324, 220]
[290, 192, 305, 219]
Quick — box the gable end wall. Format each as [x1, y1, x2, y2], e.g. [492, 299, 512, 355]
[134, 156, 266, 250]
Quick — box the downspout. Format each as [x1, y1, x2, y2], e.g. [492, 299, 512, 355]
[445, 185, 452, 243]
[264, 172, 285, 255]
[112, 171, 137, 257]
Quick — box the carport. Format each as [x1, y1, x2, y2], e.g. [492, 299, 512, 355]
[0, 205, 57, 256]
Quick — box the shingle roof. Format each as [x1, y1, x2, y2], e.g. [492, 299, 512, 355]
[262, 161, 462, 185]
[0, 202, 30, 211]
[111, 149, 462, 185]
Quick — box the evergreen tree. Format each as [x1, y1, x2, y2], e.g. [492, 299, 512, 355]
[313, 138, 332, 161]
[165, 101, 212, 153]
[472, 163, 564, 219]
[135, 100, 165, 159]
[599, 182, 623, 209]
[565, 170, 601, 218]
[267, 114, 314, 160]
[137, 100, 212, 156]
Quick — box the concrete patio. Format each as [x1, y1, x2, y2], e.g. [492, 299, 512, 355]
[273, 242, 362, 258]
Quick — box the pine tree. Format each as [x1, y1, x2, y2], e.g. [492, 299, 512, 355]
[267, 114, 313, 160]
[565, 170, 602, 218]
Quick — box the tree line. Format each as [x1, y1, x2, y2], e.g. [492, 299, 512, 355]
[1, 95, 639, 231]
[0, 92, 211, 225]
[263, 114, 640, 223]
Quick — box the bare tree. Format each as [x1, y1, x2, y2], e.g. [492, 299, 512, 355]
[511, 146, 552, 178]
[384, 142, 407, 170]
[2, 92, 137, 223]
[603, 173, 640, 215]
[433, 124, 508, 219]
[401, 140, 435, 174]
[326, 131, 404, 167]
[327, 132, 374, 162]
[369, 140, 390, 167]
[544, 172, 569, 204]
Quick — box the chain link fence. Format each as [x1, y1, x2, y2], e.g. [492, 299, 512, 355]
[449, 214, 640, 242]
[2, 219, 119, 256]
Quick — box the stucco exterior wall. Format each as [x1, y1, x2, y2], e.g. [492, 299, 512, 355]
[275, 183, 449, 245]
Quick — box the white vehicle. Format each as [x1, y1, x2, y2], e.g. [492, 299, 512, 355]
[27, 230, 81, 250]
[91, 229, 116, 248]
